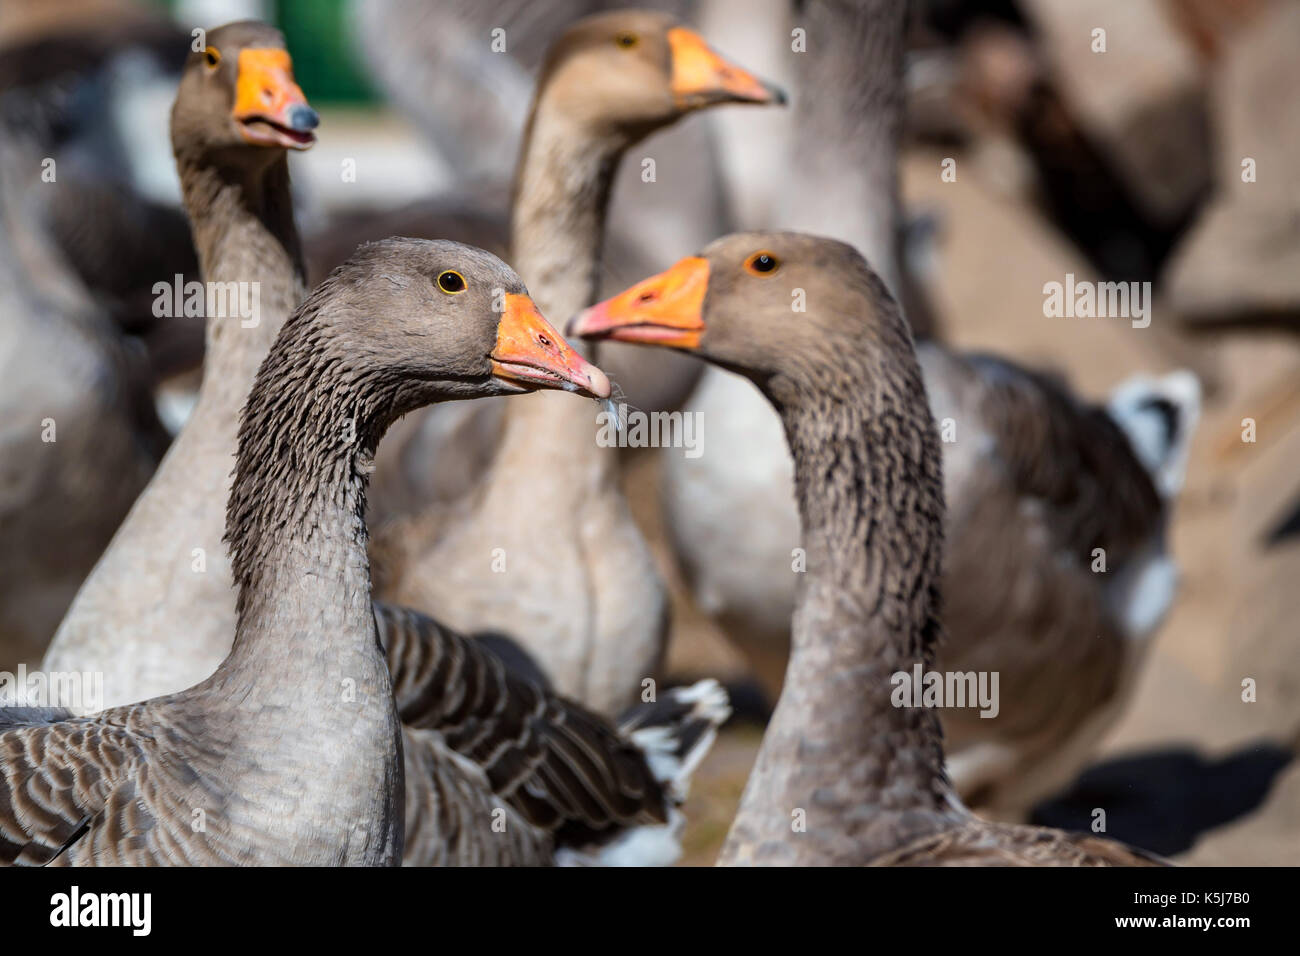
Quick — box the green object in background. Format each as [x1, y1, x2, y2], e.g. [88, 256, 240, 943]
[152, 0, 377, 104]
[275, 0, 377, 104]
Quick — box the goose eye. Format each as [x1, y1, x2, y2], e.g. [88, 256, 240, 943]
[436, 270, 466, 294]
[744, 252, 779, 276]
[204, 46, 221, 68]
[614, 33, 639, 49]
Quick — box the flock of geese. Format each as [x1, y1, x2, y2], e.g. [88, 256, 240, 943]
[0, 6, 1203, 866]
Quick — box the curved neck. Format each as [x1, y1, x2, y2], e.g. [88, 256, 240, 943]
[221, 305, 408, 684]
[509, 93, 624, 329]
[176, 149, 307, 411]
[724, 332, 955, 862]
[489, 86, 629, 471]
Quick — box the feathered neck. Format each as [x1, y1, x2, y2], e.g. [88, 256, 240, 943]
[483, 79, 635, 478]
[175, 148, 307, 405]
[221, 289, 420, 673]
[509, 93, 626, 324]
[721, 305, 957, 863]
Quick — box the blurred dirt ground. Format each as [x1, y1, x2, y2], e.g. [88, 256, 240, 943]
[649, 147, 1300, 866]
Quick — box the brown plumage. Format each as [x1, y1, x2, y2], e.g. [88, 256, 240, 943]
[572, 231, 1166, 866]
[920, 348, 1185, 812]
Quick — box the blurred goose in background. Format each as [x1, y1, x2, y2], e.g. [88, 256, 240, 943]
[925, 356, 1199, 815]
[2, 238, 712, 865]
[655, 0, 1199, 815]
[372, 10, 783, 713]
[0, 136, 166, 671]
[41, 21, 320, 705]
[0, 1, 203, 383]
[572, 231, 1166, 865]
[347, 0, 721, 300]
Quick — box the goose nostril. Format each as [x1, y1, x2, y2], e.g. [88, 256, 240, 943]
[538, 334, 552, 349]
[638, 292, 656, 303]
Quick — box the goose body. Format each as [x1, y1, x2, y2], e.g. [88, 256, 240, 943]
[573, 230, 1165, 866]
[921, 351, 1198, 811]
[381, 606, 729, 865]
[373, 10, 782, 712]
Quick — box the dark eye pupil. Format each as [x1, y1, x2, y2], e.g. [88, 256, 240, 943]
[439, 272, 464, 292]
[755, 255, 773, 271]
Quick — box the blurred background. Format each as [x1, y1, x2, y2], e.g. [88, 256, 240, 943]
[1, 0, 1298, 864]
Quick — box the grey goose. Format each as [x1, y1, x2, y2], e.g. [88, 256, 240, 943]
[653, 0, 1199, 817]
[1, 237, 727, 865]
[571, 231, 1166, 866]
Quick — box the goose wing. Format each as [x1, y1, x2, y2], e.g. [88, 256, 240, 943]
[959, 353, 1162, 557]
[0, 707, 149, 865]
[376, 603, 668, 856]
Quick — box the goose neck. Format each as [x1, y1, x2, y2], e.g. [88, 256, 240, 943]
[509, 97, 623, 324]
[729, 356, 954, 857]
[488, 94, 628, 473]
[176, 151, 307, 404]
[220, 313, 397, 692]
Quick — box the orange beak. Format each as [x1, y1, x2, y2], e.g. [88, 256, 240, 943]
[567, 257, 710, 350]
[668, 27, 786, 108]
[492, 293, 611, 398]
[233, 48, 318, 150]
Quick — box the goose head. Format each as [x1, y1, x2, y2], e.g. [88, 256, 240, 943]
[534, 9, 784, 141]
[307, 238, 609, 406]
[171, 20, 319, 164]
[569, 232, 905, 402]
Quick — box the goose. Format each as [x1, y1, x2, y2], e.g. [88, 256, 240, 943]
[570, 231, 1165, 865]
[660, 0, 910, 697]
[1, 237, 728, 865]
[372, 10, 783, 713]
[656, 0, 1199, 815]
[40, 21, 322, 705]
